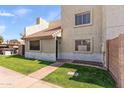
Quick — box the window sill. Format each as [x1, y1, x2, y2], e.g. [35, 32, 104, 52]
[74, 23, 92, 28]
[28, 50, 41, 52]
[73, 51, 93, 54]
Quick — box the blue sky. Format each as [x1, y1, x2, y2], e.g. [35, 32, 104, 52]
[0, 5, 61, 40]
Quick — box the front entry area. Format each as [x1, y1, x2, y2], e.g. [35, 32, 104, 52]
[56, 38, 61, 60]
[56, 40, 58, 60]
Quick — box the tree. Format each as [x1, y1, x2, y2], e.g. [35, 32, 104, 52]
[0, 36, 4, 44]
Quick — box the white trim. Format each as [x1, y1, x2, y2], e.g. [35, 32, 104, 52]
[58, 52, 103, 63]
[74, 23, 92, 28]
[74, 10, 93, 28]
[52, 29, 61, 38]
[28, 40, 41, 52]
[74, 37, 93, 53]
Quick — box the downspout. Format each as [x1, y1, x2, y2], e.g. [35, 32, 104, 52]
[106, 40, 109, 70]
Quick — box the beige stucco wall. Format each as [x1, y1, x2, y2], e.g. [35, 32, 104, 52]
[25, 38, 56, 53]
[25, 38, 56, 61]
[61, 5, 104, 62]
[41, 39, 56, 53]
[104, 6, 124, 40]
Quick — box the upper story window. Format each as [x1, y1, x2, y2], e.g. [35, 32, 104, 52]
[75, 11, 91, 26]
[29, 40, 40, 50]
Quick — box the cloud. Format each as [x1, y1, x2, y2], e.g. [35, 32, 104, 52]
[0, 25, 6, 34]
[0, 8, 31, 17]
[0, 11, 15, 17]
[46, 11, 60, 22]
[14, 8, 31, 16]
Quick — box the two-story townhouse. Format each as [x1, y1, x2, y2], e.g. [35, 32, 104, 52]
[23, 5, 124, 87]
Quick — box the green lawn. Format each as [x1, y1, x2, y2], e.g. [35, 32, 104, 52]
[43, 63, 116, 88]
[0, 55, 54, 75]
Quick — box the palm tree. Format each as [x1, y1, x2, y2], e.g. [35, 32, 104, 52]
[0, 36, 4, 44]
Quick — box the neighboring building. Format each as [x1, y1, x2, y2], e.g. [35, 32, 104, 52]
[9, 39, 20, 45]
[0, 44, 9, 54]
[0, 46, 15, 55]
[2, 48, 15, 55]
[23, 6, 124, 87]
[0, 39, 24, 55]
[18, 39, 25, 56]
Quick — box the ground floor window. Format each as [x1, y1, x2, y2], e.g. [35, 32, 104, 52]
[29, 40, 40, 50]
[75, 39, 91, 52]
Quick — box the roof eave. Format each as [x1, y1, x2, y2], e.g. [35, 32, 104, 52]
[24, 35, 54, 40]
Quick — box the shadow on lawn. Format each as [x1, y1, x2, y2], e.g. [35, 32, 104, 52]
[61, 64, 116, 88]
[6, 55, 28, 59]
[6, 55, 54, 65]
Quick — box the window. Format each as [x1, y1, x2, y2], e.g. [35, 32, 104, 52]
[75, 39, 91, 52]
[75, 11, 91, 26]
[29, 40, 40, 50]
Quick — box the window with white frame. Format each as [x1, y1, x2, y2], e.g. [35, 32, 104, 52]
[29, 40, 40, 50]
[75, 11, 91, 26]
[75, 39, 91, 52]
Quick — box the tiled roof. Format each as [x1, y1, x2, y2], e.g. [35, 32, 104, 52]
[24, 20, 61, 39]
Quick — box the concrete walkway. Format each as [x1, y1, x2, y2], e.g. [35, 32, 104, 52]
[0, 62, 63, 88]
[28, 62, 64, 79]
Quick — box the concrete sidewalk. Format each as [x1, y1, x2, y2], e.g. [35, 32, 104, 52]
[0, 63, 62, 88]
[13, 76, 61, 88]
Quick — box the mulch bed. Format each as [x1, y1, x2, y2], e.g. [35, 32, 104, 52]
[72, 60, 103, 67]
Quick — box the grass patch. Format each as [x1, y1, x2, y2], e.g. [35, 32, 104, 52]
[43, 63, 116, 88]
[0, 55, 54, 75]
